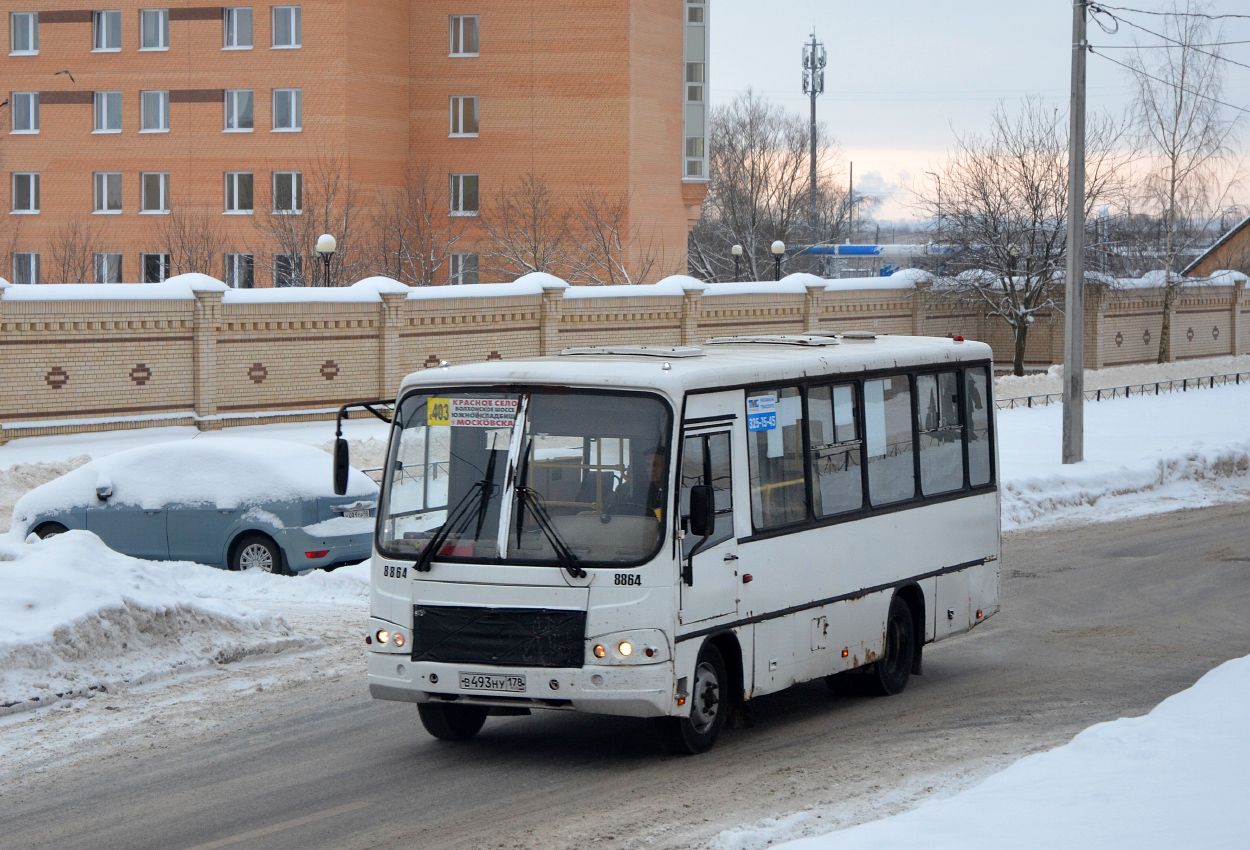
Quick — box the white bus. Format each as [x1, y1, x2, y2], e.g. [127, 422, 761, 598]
[348, 333, 1000, 754]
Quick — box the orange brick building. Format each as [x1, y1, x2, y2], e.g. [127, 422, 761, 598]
[2, 1, 708, 286]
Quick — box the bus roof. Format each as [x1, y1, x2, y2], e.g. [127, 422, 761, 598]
[397, 334, 993, 400]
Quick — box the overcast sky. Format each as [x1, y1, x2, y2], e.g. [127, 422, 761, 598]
[709, 0, 1250, 222]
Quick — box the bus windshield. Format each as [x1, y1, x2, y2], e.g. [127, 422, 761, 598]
[377, 389, 672, 567]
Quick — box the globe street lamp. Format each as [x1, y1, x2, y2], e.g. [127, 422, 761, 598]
[731, 244, 743, 281]
[771, 240, 785, 281]
[315, 233, 337, 287]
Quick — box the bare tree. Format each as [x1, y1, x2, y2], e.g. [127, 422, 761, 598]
[159, 208, 228, 277]
[48, 217, 101, 284]
[568, 188, 670, 285]
[1126, 0, 1238, 361]
[369, 165, 468, 286]
[253, 153, 365, 286]
[916, 97, 1126, 375]
[480, 173, 570, 280]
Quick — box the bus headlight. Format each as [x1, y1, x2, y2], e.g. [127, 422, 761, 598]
[368, 618, 410, 654]
[586, 630, 669, 665]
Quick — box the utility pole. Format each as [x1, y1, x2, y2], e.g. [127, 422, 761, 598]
[802, 33, 826, 237]
[1062, 0, 1087, 464]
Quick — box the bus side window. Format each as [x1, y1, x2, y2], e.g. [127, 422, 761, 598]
[746, 387, 807, 528]
[916, 371, 964, 495]
[808, 383, 863, 516]
[863, 376, 915, 505]
[965, 366, 993, 486]
[680, 432, 734, 557]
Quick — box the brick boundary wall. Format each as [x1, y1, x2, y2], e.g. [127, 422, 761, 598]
[1, 272, 1245, 444]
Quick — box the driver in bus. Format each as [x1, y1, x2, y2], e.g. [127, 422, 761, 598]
[607, 448, 666, 520]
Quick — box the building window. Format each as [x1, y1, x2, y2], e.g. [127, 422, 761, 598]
[686, 0, 704, 23]
[95, 253, 123, 283]
[271, 6, 300, 48]
[141, 90, 170, 131]
[224, 89, 253, 131]
[10, 92, 38, 133]
[449, 174, 478, 215]
[272, 171, 302, 212]
[224, 252, 254, 287]
[449, 253, 478, 285]
[140, 9, 168, 49]
[449, 15, 478, 56]
[94, 172, 123, 212]
[142, 253, 170, 282]
[686, 62, 704, 102]
[449, 96, 478, 137]
[141, 172, 170, 213]
[12, 173, 39, 213]
[225, 171, 253, 213]
[272, 88, 301, 131]
[13, 252, 39, 284]
[685, 137, 705, 177]
[223, 7, 252, 48]
[273, 253, 301, 286]
[10, 12, 38, 54]
[93, 10, 122, 50]
[94, 91, 122, 131]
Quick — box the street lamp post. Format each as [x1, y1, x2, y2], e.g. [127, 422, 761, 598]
[731, 244, 743, 281]
[315, 233, 337, 287]
[771, 240, 785, 281]
[926, 171, 942, 275]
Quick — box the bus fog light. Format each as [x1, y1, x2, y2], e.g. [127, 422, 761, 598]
[587, 630, 668, 665]
[393, 632, 406, 648]
[594, 644, 607, 658]
[618, 641, 633, 657]
[376, 630, 390, 644]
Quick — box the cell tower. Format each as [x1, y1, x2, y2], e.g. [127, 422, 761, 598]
[802, 32, 827, 236]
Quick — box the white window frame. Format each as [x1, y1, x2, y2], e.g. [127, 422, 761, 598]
[94, 90, 122, 132]
[271, 5, 300, 48]
[223, 7, 252, 49]
[141, 252, 171, 282]
[140, 8, 169, 50]
[10, 12, 38, 55]
[449, 173, 479, 216]
[273, 253, 301, 286]
[224, 252, 254, 288]
[140, 172, 170, 214]
[271, 88, 301, 131]
[11, 173, 39, 213]
[449, 96, 478, 137]
[95, 252, 123, 283]
[224, 89, 253, 131]
[272, 171, 302, 213]
[449, 15, 478, 56]
[94, 172, 123, 213]
[449, 253, 479, 285]
[140, 90, 170, 132]
[224, 171, 254, 213]
[13, 252, 40, 284]
[93, 10, 121, 51]
[10, 92, 38, 134]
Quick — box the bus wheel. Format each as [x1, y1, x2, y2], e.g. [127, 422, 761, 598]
[418, 703, 488, 741]
[653, 643, 728, 755]
[864, 595, 915, 697]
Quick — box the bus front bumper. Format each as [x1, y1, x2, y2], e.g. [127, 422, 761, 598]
[367, 654, 675, 719]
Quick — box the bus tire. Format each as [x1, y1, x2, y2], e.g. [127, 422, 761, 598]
[417, 703, 488, 741]
[863, 595, 915, 697]
[653, 643, 728, 755]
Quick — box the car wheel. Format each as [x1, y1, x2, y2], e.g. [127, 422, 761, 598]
[653, 643, 728, 755]
[230, 533, 285, 574]
[32, 522, 69, 540]
[417, 703, 488, 741]
[862, 595, 915, 697]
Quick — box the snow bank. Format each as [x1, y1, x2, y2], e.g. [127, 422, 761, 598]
[995, 355, 1250, 399]
[774, 653, 1250, 850]
[0, 455, 91, 535]
[9, 438, 375, 535]
[0, 532, 303, 712]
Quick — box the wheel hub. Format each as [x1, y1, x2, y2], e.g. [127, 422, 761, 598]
[240, 543, 274, 572]
[689, 661, 720, 734]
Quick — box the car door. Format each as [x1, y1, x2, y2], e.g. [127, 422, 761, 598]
[167, 506, 240, 566]
[678, 429, 739, 625]
[86, 503, 169, 560]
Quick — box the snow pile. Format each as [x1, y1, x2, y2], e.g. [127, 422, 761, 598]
[0, 531, 303, 713]
[998, 383, 1250, 530]
[995, 355, 1250, 399]
[772, 653, 1250, 850]
[9, 437, 375, 536]
[0, 455, 90, 534]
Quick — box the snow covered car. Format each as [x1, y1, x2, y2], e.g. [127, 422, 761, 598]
[11, 438, 378, 575]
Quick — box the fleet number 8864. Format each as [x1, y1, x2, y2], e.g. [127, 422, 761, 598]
[614, 573, 642, 586]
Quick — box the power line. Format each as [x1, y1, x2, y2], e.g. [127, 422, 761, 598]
[1091, 7, 1250, 73]
[1089, 38, 1250, 48]
[1089, 46, 1250, 117]
[1092, 4, 1250, 21]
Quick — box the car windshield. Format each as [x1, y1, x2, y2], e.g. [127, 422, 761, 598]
[377, 389, 672, 567]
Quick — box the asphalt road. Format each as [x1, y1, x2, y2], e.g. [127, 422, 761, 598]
[3, 502, 1250, 850]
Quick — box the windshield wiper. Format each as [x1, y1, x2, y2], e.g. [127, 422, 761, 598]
[412, 478, 493, 573]
[513, 437, 585, 579]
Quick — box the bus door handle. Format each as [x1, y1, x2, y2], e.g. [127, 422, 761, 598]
[724, 553, 738, 562]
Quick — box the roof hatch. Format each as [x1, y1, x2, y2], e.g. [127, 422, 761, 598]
[704, 334, 840, 347]
[559, 345, 705, 358]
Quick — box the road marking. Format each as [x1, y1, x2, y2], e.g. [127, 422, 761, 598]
[182, 801, 370, 850]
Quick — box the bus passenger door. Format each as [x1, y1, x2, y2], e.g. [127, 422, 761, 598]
[678, 430, 739, 625]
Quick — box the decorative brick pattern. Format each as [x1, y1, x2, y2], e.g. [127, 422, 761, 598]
[130, 364, 153, 386]
[320, 360, 340, 380]
[247, 363, 269, 385]
[45, 367, 69, 390]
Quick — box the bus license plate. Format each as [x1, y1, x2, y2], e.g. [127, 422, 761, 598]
[459, 672, 526, 693]
[343, 509, 371, 519]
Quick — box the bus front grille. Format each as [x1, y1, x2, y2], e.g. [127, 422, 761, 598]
[412, 605, 586, 668]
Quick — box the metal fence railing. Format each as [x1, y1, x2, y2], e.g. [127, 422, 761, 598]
[996, 371, 1250, 410]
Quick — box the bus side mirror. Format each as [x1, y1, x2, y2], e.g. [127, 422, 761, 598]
[688, 485, 715, 538]
[333, 438, 350, 496]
